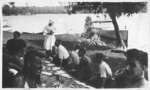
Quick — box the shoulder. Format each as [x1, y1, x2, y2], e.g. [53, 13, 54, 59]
[18, 39, 26, 43]
[7, 39, 14, 43]
[100, 61, 110, 68]
[58, 45, 67, 51]
[84, 55, 91, 62]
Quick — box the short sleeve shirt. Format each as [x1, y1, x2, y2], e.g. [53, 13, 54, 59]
[70, 51, 80, 65]
[58, 45, 69, 60]
[99, 61, 112, 78]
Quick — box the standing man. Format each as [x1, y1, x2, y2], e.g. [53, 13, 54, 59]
[43, 20, 56, 58]
[6, 31, 26, 57]
[6, 31, 26, 68]
[3, 31, 26, 88]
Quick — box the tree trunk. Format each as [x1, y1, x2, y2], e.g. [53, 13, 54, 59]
[108, 12, 123, 47]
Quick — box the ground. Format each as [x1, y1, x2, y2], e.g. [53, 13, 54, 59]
[3, 31, 127, 88]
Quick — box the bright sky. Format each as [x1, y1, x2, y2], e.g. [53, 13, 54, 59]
[2, 0, 67, 7]
[1, 0, 148, 7]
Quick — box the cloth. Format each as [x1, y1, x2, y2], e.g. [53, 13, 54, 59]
[43, 25, 56, 51]
[57, 45, 69, 60]
[98, 61, 112, 78]
[43, 25, 56, 35]
[43, 35, 56, 51]
[6, 39, 26, 55]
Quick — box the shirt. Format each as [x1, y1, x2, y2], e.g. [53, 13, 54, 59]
[99, 61, 112, 78]
[70, 51, 80, 65]
[6, 39, 26, 55]
[57, 45, 69, 60]
[43, 25, 56, 35]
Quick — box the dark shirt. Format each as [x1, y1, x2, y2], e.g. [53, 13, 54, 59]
[78, 55, 92, 81]
[6, 39, 26, 55]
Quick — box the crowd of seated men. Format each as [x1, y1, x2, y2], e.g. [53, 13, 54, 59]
[3, 31, 149, 88]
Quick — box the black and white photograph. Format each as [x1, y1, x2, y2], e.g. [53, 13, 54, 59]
[1, 0, 150, 89]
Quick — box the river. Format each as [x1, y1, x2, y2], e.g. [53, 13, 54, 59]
[3, 14, 131, 34]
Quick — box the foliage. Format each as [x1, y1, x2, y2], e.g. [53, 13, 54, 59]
[68, 2, 147, 16]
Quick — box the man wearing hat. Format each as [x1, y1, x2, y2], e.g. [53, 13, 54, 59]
[43, 19, 56, 58]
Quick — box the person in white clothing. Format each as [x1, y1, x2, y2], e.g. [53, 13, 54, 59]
[43, 20, 56, 58]
[55, 40, 70, 68]
[95, 53, 112, 88]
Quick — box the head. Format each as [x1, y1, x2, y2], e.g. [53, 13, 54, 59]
[95, 53, 104, 64]
[126, 49, 148, 79]
[24, 50, 42, 77]
[78, 47, 86, 57]
[13, 31, 21, 39]
[55, 40, 61, 47]
[74, 44, 81, 51]
[48, 20, 54, 26]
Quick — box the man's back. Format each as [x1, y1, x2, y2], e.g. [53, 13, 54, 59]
[98, 61, 112, 78]
[6, 39, 26, 55]
[57, 44, 69, 60]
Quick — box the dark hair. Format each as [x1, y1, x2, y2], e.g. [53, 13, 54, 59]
[55, 40, 62, 46]
[79, 47, 86, 55]
[95, 53, 104, 63]
[127, 49, 148, 67]
[74, 44, 81, 50]
[13, 31, 21, 37]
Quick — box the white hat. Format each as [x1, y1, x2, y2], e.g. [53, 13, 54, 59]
[49, 19, 54, 24]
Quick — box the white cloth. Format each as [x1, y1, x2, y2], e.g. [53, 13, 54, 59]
[57, 45, 69, 60]
[43, 25, 56, 35]
[43, 25, 56, 50]
[43, 35, 56, 50]
[99, 61, 112, 78]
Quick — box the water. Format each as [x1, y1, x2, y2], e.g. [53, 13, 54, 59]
[3, 13, 150, 51]
[3, 14, 129, 34]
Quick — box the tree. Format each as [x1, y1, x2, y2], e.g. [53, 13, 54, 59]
[67, 2, 147, 47]
[9, 2, 17, 15]
[9, 2, 15, 8]
[2, 4, 11, 15]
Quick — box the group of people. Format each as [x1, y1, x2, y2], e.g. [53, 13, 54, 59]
[3, 31, 45, 88]
[3, 20, 149, 88]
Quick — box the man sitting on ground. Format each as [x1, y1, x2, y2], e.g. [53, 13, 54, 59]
[54, 40, 70, 68]
[77, 48, 92, 82]
[95, 53, 112, 88]
[68, 44, 81, 70]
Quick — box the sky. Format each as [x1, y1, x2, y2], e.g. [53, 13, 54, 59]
[1, 0, 148, 7]
[1, 0, 67, 7]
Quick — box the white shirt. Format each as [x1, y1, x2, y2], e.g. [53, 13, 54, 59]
[43, 25, 56, 35]
[57, 45, 69, 60]
[70, 50, 80, 65]
[99, 61, 112, 78]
